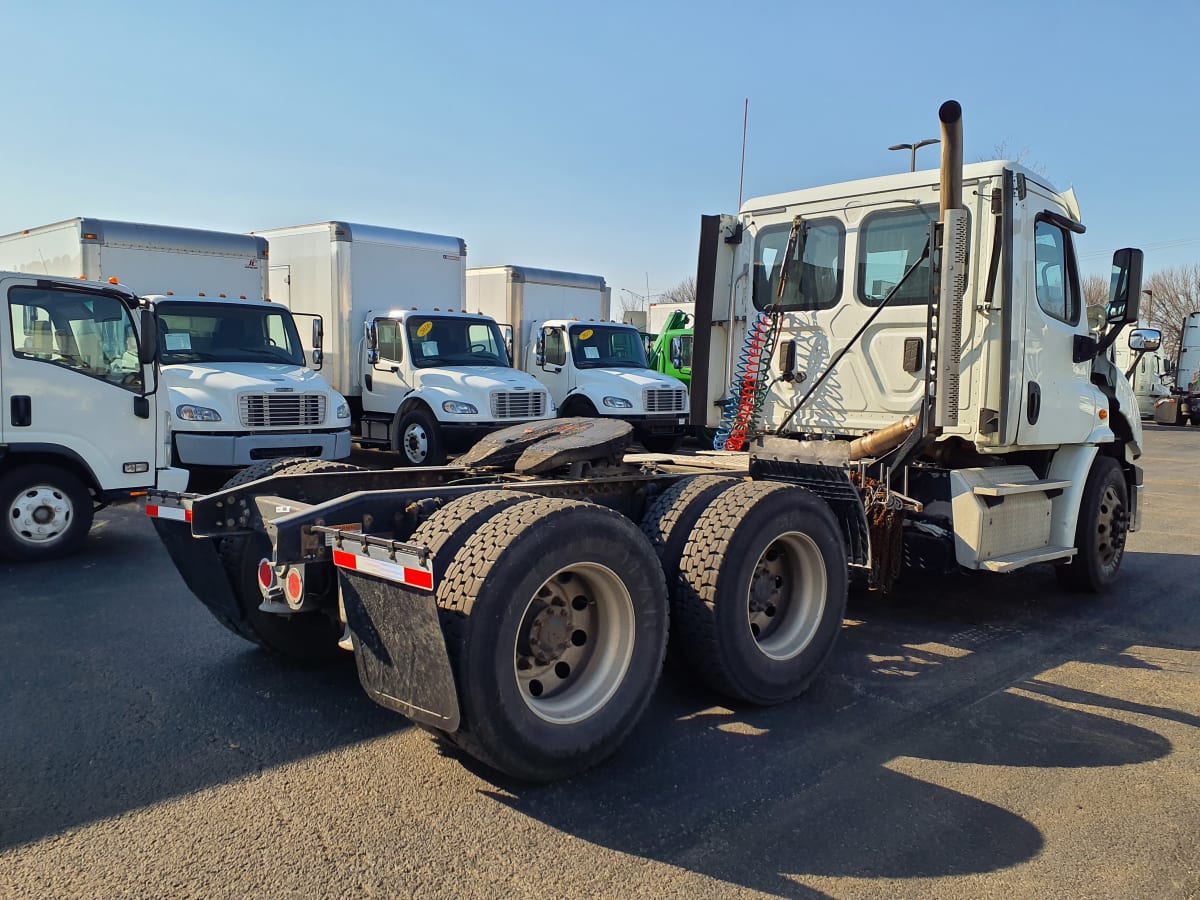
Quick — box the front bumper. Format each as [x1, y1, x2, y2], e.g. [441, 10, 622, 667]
[622, 414, 690, 437]
[174, 429, 352, 467]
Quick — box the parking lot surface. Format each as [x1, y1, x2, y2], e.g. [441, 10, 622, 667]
[2, 427, 1197, 898]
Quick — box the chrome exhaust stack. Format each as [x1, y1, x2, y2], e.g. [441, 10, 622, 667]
[938, 100, 963, 218]
[933, 100, 967, 430]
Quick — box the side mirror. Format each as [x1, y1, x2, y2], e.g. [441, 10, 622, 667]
[535, 329, 546, 368]
[669, 336, 683, 370]
[365, 320, 379, 366]
[312, 317, 324, 350]
[1106, 248, 1144, 325]
[138, 309, 158, 365]
[1128, 327, 1161, 352]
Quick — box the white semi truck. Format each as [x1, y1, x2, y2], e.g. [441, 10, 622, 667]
[1, 271, 187, 560]
[467, 266, 690, 451]
[1113, 340, 1172, 418]
[148, 101, 1154, 784]
[0, 219, 351, 468]
[255, 223, 555, 465]
[1152, 311, 1200, 425]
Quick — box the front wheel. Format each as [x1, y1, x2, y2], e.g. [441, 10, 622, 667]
[1055, 457, 1129, 593]
[0, 465, 94, 561]
[394, 407, 446, 466]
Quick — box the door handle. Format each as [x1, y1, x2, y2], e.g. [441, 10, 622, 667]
[10, 395, 31, 427]
[1027, 381, 1041, 425]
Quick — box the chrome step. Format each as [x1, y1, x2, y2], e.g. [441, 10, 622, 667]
[973, 479, 1072, 497]
[980, 545, 1077, 573]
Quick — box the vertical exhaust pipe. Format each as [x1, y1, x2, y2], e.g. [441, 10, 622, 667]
[938, 100, 963, 218]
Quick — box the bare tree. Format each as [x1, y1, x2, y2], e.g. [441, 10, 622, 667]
[977, 140, 1048, 178]
[658, 276, 696, 307]
[1082, 274, 1108, 308]
[1143, 265, 1200, 361]
[618, 292, 646, 314]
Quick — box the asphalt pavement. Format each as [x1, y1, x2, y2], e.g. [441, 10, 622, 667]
[1, 427, 1197, 898]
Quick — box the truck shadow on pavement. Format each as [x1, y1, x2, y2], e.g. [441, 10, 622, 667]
[461, 550, 1199, 896]
[0, 507, 406, 852]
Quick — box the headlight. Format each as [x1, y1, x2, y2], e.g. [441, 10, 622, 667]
[602, 396, 633, 409]
[442, 401, 478, 415]
[336, 402, 351, 419]
[175, 404, 221, 422]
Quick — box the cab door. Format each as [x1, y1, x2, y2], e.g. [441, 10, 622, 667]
[363, 316, 411, 415]
[1015, 201, 1097, 445]
[2, 276, 159, 489]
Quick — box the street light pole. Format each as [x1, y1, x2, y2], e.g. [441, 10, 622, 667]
[888, 138, 941, 172]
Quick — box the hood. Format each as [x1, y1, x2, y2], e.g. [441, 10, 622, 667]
[414, 366, 546, 393]
[578, 368, 682, 390]
[161, 362, 336, 394]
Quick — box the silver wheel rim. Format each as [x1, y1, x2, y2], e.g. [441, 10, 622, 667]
[514, 562, 636, 725]
[1095, 483, 1127, 575]
[402, 422, 429, 464]
[746, 531, 827, 661]
[7, 484, 74, 547]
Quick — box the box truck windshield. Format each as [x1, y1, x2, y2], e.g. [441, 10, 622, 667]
[567, 324, 647, 369]
[156, 301, 305, 366]
[402, 316, 510, 368]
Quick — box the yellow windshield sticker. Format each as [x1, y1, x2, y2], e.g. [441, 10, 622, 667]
[578, 328, 594, 340]
[416, 321, 433, 337]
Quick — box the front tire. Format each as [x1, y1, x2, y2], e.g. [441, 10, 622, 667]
[1055, 457, 1129, 593]
[436, 498, 668, 781]
[394, 406, 446, 467]
[673, 481, 847, 705]
[0, 464, 94, 561]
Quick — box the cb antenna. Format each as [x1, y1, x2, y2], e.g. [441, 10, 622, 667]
[738, 98, 749, 210]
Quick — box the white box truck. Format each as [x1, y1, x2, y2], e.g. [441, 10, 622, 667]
[255, 222, 555, 466]
[0, 219, 352, 469]
[466, 266, 690, 451]
[0, 270, 188, 560]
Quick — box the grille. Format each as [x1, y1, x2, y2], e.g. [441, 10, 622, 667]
[644, 388, 687, 413]
[239, 394, 326, 428]
[491, 391, 546, 419]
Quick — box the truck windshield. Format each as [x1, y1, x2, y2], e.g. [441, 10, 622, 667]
[405, 316, 510, 368]
[155, 302, 305, 366]
[570, 324, 648, 369]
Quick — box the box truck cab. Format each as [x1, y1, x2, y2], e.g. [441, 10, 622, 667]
[149, 295, 351, 466]
[256, 222, 555, 466]
[0, 218, 351, 469]
[0, 271, 187, 560]
[466, 266, 690, 452]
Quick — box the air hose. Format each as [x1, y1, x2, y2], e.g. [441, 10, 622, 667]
[713, 307, 783, 450]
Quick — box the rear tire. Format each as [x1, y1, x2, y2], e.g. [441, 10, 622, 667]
[0, 464, 94, 562]
[215, 458, 361, 662]
[673, 481, 847, 705]
[436, 498, 668, 781]
[1055, 457, 1128, 593]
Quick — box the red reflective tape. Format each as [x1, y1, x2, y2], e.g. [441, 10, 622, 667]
[332, 549, 357, 570]
[145, 504, 158, 517]
[404, 567, 434, 590]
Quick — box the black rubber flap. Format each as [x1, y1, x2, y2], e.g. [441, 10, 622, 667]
[151, 518, 241, 624]
[340, 570, 461, 732]
[456, 417, 633, 473]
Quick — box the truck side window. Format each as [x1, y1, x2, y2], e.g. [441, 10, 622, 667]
[1033, 219, 1080, 325]
[856, 205, 942, 306]
[8, 285, 143, 392]
[544, 328, 567, 367]
[753, 218, 845, 312]
[376, 320, 403, 363]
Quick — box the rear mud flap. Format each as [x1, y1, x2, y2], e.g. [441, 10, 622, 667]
[339, 571, 461, 732]
[151, 518, 241, 624]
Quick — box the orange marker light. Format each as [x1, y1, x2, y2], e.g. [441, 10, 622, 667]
[108, 277, 119, 284]
[1099, 409, 1108, 420]
[198, 292, 205, 297]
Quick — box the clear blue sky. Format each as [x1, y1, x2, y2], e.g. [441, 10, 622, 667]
[2, 0, 1197, 304]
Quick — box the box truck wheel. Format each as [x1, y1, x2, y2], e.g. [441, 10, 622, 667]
[1055, 457, 1128, 593]
[435, 498, 668, 781]
[674, 481, 847, 705]
[394, 406, 446, 467]
[213, 458, 360, 662]
[0, 464, 94, 561]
